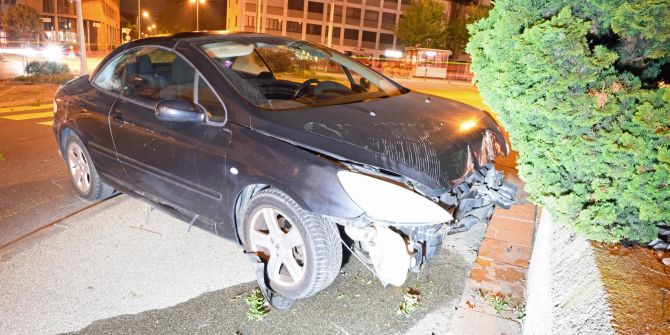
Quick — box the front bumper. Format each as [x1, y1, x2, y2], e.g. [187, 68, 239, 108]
[329, 163, 518, 286]
[442, 162, 517, 234]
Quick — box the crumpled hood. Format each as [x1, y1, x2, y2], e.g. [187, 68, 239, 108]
[250, 92, 508, 190]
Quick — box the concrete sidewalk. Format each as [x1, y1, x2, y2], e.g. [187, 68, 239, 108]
[0, 193, 493, 335]
[0, 195, 255, 335]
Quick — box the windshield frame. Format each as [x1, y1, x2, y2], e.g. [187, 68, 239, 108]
[192, 36, 409, 112]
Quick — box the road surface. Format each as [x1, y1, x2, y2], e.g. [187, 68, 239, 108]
[0, 194, 487, 335]
[0, 102, 94, 248]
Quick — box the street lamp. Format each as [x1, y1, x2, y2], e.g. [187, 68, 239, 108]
[136, 0, 151, 39]
[137, 10, 152, 39]
[189, 0, 206, 31]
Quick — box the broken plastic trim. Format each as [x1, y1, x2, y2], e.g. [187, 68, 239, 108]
[445, 163, 518, 235]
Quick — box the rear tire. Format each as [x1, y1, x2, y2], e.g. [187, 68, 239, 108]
[64, 134, 115, 201]
[242, 188, 342, 299]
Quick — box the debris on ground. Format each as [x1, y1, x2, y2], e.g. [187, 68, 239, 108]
[245, 288, 270, 321]
[474, 288, 524, 317]
[398, 288, 420, 316]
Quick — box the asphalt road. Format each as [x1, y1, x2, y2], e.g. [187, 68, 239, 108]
[0, 103, 94, 248]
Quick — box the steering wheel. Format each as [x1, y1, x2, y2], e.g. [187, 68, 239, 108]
[293, 78, 320, 99]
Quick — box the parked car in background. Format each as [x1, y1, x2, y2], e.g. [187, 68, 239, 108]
[53, 32, 516, 307]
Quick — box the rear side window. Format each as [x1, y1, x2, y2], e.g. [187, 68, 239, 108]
[93, 54, 126, 94]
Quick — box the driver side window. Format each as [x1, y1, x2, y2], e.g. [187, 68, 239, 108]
[93, 54, 126, 94]
[121, 47, 196, 106]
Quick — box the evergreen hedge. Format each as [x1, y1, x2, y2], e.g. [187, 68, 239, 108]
[467, 0, 670, 242]
[25, 61, 70, 76]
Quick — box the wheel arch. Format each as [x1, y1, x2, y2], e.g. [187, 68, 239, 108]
[225, 124, 366, 244]
[57, 125, 88, 157]
[233, 183, 269, 245]
[231, 181, 320, 246]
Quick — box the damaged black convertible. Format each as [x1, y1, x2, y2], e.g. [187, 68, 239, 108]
[53, 32, 516, 307]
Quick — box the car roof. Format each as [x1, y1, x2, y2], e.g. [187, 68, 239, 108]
[132, 31, 293, 46]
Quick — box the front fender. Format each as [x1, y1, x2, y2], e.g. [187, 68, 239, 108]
[224, 124, 364, 228]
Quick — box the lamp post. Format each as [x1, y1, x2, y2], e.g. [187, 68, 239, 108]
[138, 11, 150, 39]
[136, 0, 150, 39]
[255, 0, 262, 33]
[189, 0, 206, 31]
[74, 0, 87, 75]
[136, 0, 141, 39]
[326, 0, 335, 47]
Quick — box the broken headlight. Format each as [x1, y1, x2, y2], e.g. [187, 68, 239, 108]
[337, 171, 452, 225]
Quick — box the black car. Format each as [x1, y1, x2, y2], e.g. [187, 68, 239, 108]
[54, 32, 516, 306]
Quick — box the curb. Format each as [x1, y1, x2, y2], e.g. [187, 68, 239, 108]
[523, 210, 614, 335]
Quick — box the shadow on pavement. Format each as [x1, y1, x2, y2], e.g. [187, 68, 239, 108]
[68, 239, 475, 335]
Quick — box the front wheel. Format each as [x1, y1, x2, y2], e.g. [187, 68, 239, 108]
[64, 134, 115, 200]
[242, 188, 342, 299]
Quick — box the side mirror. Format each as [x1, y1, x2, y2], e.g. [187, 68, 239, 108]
[359, 77, 371, 90]
[155, 99, 205, 123]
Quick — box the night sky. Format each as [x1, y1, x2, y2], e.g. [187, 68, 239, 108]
[120, 0, 227, 33]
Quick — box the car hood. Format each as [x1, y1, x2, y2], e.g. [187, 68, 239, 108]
[249, 92, 508, 190]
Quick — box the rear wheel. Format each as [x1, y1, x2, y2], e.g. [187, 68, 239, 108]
[64, 134, 115, 200]
[242, 188, 342, 299]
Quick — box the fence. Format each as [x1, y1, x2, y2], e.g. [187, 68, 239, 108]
[353, 57, 475, 82]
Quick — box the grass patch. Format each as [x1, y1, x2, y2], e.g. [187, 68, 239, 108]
[0, 152, 5, 162]
[474, 288, 526, 322]
[245, 287, 269, 321]
[398, 288, 420, 316]
[14, 73, 76, 85]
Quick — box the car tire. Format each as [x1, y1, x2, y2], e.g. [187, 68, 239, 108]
[242, 188, 342, 299]
[64, 134, 115, 201]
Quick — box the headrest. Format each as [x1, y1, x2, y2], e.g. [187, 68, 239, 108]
[137, 54, 153, 75]
[171, 57, 194, 84]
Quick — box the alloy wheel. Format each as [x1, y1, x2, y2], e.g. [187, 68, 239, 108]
[249, 207, 307, 287]
[67, 142, 91, 194]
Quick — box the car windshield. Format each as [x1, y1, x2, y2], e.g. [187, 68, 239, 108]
[200, 39, 405, 111]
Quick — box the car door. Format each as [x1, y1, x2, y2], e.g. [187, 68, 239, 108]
[109, 46, 229, 220]
[75, 53, 126, 180]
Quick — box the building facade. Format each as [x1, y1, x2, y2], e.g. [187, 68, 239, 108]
[226, 0, 475, 57]
[0, 0, 121, 51]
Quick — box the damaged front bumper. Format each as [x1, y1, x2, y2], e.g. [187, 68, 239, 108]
[443, 162, 517, 234]
[328, 163, 518, 287]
